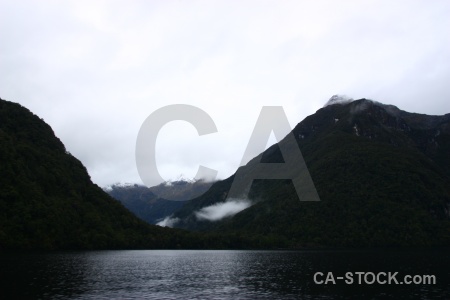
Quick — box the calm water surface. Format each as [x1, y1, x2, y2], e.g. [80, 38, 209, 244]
[0, 249, 448, 299]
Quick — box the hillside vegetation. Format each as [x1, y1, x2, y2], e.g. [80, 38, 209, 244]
[173, 99, 450, 247]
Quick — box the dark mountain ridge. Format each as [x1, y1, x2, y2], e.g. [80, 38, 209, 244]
[171, 99, 450, 247]
[0, 98, 211, 251]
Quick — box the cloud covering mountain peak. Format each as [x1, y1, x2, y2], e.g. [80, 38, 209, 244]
[323, 95, 354, 107]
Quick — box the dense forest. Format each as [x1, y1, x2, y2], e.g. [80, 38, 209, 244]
[0, 98, 239, 251]
[173, 99, 450, 247]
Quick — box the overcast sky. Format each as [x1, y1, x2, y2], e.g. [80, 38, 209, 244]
[1, 0, 449, 187]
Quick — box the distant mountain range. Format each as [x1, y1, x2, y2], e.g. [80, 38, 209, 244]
[168, 98, 450, 247]
[105, 179, 213, 224]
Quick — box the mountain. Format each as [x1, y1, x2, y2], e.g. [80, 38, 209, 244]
[148, 178, 214, 202]
[172, 98, 450, 247]
[106, 179, 213, 225]
[105, 183, 185, 224]
[0, 98, 211, 251]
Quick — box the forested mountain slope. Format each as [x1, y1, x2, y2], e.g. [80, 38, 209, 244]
[0, 98, 203, 250]
[172, 99, 450, 247]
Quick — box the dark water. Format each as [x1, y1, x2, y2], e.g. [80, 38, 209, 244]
[0, 249, 448, 299]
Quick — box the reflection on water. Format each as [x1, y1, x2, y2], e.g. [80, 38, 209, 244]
[0, 249, 449, 299]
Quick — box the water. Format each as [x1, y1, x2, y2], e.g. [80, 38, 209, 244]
[0, 249, 448, 299]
